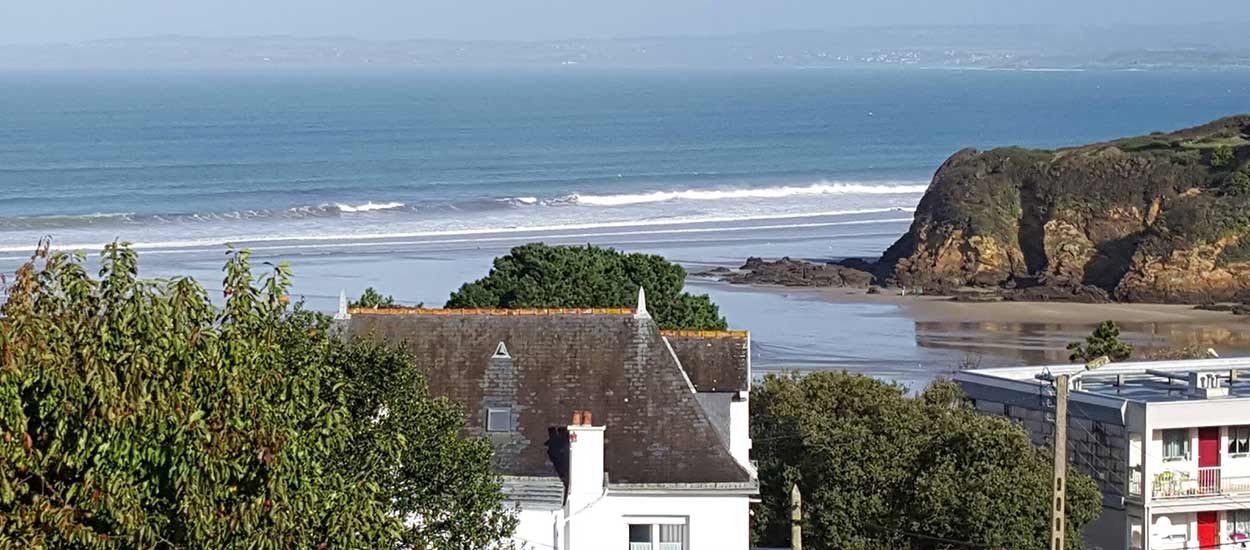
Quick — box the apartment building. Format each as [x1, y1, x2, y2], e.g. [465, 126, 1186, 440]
[957, 359, 1250, 550]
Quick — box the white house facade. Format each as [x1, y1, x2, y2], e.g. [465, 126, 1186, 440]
[957, 359, 1250, 550]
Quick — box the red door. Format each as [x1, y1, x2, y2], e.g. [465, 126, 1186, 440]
[1199, 427, 1221, 494]
[1197, 511, 1219, 549]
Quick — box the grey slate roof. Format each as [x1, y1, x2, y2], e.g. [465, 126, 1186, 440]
[662, 331, 750, 392]
[501, 476, 565, 510]
[343, 309, 753, 486]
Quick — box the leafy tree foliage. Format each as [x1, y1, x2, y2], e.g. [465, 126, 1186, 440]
[1226, 167, 1250, 195]
[1067, 320, 1133, 363]
[1210, 145, 1237, 169]
[0, 243, 513, 549]
[447, 243, 727, 330]
[351, 286, 398, 308]
[751, 372, 1102, 550]
[326, 336, 514, 548]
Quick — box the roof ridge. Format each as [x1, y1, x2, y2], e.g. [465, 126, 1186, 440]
[348, 306, 636, 317]
[660, 329, 749, 339]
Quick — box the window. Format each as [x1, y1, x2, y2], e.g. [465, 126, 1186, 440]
[1231, 427, 1250, 455]
[486, 407, 511, 432]
[1163, 429, 1189, 461]
[627, 520, 687, 550]
[628, 525, 652, 550]
[1233, 510, 1250, 537]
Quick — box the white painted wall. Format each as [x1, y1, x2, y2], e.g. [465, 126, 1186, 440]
[566, 492, 750, 550]
[508, 508, 561, 550]
[567, 425, 606, 511]
[1147, 399, 1250, 430]
[729, 392, 751, 469]
[505, 492, 751, 550]
[1150, 512, 1192, 550]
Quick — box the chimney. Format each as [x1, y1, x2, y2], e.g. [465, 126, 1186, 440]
[566, 410, 606, 510]
[1188, 372, 1229, 399]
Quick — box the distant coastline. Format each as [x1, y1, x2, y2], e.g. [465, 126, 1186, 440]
[3, 24, 1250, 70]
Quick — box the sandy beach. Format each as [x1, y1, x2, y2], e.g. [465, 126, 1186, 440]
[806, 286, 1244, 324]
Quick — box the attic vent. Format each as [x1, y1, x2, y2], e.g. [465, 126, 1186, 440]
[492, 341, 511, 359]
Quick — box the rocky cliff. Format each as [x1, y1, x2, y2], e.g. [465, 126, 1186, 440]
[881, 115, 1250, 303]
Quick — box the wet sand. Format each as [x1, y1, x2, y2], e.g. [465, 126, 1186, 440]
[807, 287, 1242, 325]
[693, 280, 1250, 386]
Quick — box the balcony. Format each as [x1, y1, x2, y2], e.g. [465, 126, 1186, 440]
[1153, 467, 1250, 499]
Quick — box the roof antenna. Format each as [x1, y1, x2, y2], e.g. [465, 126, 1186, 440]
[334, 289, 351, 320]
[634, 287, 651, 320]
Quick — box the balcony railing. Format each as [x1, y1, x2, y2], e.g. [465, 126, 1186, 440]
[1153, 466, 1250, 499]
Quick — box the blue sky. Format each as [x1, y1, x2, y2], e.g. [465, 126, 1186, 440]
[4, 0, 1249, 43]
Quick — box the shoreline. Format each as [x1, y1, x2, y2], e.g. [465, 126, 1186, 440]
[691, 277, 1250, 372]
[690, 274, 1247, 326]
[803, 286, 1245, 325]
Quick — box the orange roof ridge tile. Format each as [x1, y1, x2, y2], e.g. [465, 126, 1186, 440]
[660, 329, 749, 339]
[348, 307, 636, 317]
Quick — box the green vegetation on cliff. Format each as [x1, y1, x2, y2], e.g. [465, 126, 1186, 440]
[883, 115, 1250, 303]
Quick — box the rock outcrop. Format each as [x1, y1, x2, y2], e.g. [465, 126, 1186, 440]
[880, 115, 1250, 303]
[715, 257, 875, 288]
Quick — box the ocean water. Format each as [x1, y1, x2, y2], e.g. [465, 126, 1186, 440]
[2, 68, 1249, 381]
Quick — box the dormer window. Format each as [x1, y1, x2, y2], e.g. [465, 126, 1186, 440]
[487, 407, 512, 432]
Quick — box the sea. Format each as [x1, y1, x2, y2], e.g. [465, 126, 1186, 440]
[3, 67, 1249, 386]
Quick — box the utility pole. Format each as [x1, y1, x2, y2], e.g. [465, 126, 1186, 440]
[790, 483, 803, 550]
[1050, 374, 1069, 550]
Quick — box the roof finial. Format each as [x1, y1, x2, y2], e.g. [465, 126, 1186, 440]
[334, 289, 351, 320]
[634, 286, 651, 320]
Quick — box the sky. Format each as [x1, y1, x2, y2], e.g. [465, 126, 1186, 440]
[3, 0, 1249, 44]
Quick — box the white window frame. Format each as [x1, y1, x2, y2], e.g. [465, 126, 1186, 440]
[1232, 510, 1250, 537]
[1231, 426, 1250, 456]
[486, 407, 511, 433]
[1162, 429, 1189, 462]
[626, 516, 688, 550]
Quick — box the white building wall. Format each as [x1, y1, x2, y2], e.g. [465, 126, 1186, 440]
[729, 393, 751, 469]
[505, 492, 751, 550]
[567, 492, 750, 550]
[509, 508, 562, 550]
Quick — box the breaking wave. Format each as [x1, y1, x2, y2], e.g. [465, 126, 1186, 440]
[558, 181, 929, 206]
[0, 181, 926, 232]
[332, 201, 406, 213]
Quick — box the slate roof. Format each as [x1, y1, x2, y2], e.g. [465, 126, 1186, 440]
[500, 476, 565, 511]
[343, 308, 753, 486]
[662, 330, 750, 392]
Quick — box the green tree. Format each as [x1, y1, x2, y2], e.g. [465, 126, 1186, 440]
[447, 243, 727, 330]
[1067, 320, 1133, 363]
[1226, 167, 1250, 195]
[326, 337, 515, 548]
[351, 286, 398, 308]
[751, 372, 1101, 550]
[0, 243, 513, 549]
[1210, 145, 1237, 169]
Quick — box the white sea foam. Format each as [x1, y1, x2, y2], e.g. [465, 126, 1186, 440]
[331, 201, 406, 213]
[0, 207, 914, 255]
[562, 181, 928, 206]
